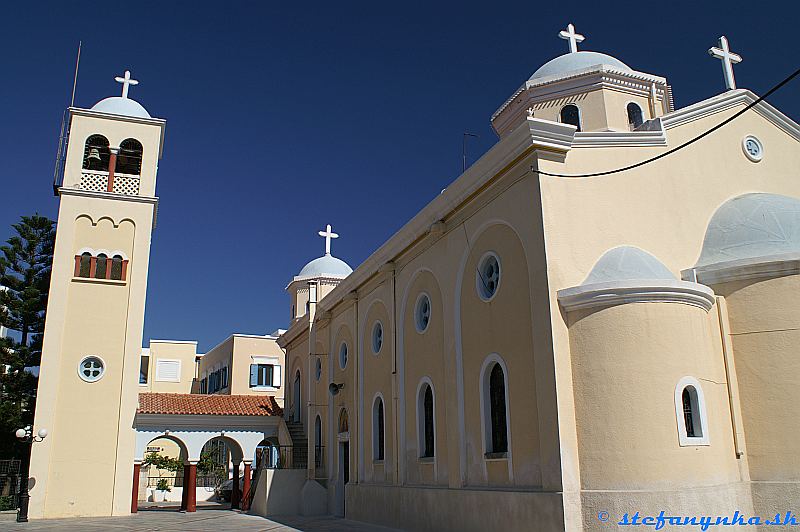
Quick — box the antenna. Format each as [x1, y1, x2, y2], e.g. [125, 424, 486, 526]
[70, 41, 81, 107]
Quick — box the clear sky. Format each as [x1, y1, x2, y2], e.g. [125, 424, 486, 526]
[1, 1, 797, 352]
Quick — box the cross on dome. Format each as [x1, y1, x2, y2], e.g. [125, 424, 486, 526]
[559, 23, 585, 54]
[708, 36, 742, 90]
[114, 70, 139, 99]
[318, 224, 339, 255]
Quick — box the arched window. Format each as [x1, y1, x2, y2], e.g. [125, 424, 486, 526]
[489, 363, 508, 453]
[83, 135, 110, 171]
[110, 255, 123, 280]
[674, 377, 710, 446]
[627, 102, 644, 130]
[338, 408, 349, 434]
[373, 396, 385, 461]
[95, 253, 108, 279]
[418, 383, 435, 458]
[314, 415, 323, 467]
[116, 138, 143, 175]
[79, 252, 92, 277]
[560, 104, 581, 132]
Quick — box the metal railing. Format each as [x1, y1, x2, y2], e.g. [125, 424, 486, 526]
[0, 460, 21, 510]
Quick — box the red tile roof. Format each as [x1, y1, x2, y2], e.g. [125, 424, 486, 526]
[137, 393, 282, 417]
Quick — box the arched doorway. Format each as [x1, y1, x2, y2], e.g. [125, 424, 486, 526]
[138, 435, 188, 510]
[197, 436, 244, 509]
[293, 370, 302, 424]
[335, 408, 349, 517]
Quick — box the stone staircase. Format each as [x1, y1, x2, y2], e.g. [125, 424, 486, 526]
[285, 421, 308, 469]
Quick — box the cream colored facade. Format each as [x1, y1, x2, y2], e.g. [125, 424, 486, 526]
[279, 42, 800, 531]
[139, 340, 199, 393]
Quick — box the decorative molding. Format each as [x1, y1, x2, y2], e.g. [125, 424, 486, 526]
[572, 119, 667, 147]
[661, 89, 800, 142]
[682, 252, 800, 286]
[526, 118, 576, 152]
[557, 279, 716, 313]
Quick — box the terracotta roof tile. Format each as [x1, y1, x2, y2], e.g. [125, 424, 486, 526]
[137, 393, 282, 417]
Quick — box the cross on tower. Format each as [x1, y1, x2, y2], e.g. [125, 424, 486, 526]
[318, 224, 339, 255]
[559, 23, 585, 54]
[708, 36, 742, 90]
[114, 70, 139, 99]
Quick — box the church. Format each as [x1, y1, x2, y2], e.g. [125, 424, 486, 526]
[26, 23, 800, 531]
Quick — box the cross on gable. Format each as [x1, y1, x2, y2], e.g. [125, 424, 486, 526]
[318, 224, 339, 255]
[708, 36, 742, 90]
[114, 70, 139, 99]
[559, 23, 585, 54]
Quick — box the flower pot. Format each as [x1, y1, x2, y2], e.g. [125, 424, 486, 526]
[154, 489, 167, 502]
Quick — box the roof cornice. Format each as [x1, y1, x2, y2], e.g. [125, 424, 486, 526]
[557, 279, 716, 313]
[681, 252, 800, 286]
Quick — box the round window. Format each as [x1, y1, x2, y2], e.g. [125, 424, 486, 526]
[476, 253, 501, 301]
[742, 135, 764, 162]
[78, 356, 105, 383]
[372, 321, 383, 354]
[315, 357, 322, 382]
[415, 293, 431, 333]
[339, 342, 348, 369]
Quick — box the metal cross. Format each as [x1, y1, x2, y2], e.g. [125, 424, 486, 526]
[559, 23, 585, 54]
[708, 36, 742, 90]
[318, 224, 339, 255]
[115, 70, 139, 99]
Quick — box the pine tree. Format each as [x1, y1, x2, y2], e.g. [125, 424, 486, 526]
[0, 215, 55, 458]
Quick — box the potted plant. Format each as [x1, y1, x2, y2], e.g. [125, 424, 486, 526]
[154, 478, 171, 502]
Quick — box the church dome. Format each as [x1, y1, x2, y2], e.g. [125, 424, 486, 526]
[583, 246, 675, 285]
[296, 254, 353, 280]
[90, 97, 151, 119]
[696, 193, 800, 268]
[529, 51, 632, 81]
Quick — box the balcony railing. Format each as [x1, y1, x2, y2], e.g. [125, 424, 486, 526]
[78, 171, 140, 196]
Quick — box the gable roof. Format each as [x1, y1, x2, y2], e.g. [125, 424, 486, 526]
[137, 393, 282, 416]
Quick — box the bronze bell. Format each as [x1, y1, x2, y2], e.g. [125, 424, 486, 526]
[87, 148, 102, 164]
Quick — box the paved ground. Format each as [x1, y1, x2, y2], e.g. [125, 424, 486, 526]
[0, 509, 404, 531]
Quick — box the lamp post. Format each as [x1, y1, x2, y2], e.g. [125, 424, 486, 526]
[15, 426, 47, 523]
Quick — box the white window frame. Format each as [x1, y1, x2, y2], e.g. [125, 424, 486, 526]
[154, 359, 182, 383]
[625, 101, 645, 130]
[77, 355, 106, 383]
[414, 292, 432, 334]
[674, 376, 710, 446]
[372, 320, 384, 354]
[479, 353, 512, 458]
[476, 251, 501, 302]
[559, 103, 582, 131]
[250, 356, 281, 389]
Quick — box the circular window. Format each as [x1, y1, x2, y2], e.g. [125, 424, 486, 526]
[339, 342, 348, 369]
[315, 357, 322, 382]
[372, 321, 383, 354]
[78, 356, 105, 382]
[742, 135, 764, 162]
[415, 293, 431, 333]
[476, 252, 501, 301]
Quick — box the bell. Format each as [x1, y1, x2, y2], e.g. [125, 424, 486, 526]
[87, 148, 102, 163]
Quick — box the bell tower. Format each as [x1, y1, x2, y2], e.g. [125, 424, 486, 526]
[29, 71, 166, 518]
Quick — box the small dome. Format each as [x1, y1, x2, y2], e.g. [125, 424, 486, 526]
[696, 193, 800, 267]
[90, 97, 151, 118]
[583, 246, 675, 285]
[530, 51, 632, 81]
[296, 254, 353, 279]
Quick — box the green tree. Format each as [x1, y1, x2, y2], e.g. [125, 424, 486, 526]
[0, 215, 55, 458]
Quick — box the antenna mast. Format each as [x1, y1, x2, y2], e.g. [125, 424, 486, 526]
[70, 41, 81, 107]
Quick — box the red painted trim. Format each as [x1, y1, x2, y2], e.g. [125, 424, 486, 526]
[131, 463, 140, 513]
[89, 256, 97, 278]
[74, 256, 81, 277]
[231, 463, 240, 509]
[105, 257, 112, 280]
[180, 466, 189, 511]
[107, 152, 117, 193]
[122, 260, 129, 281]
[186, 464, 197, 512]
[241, 463, 252, 511]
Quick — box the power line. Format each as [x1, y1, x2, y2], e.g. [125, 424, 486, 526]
[532, 66, 800, 179]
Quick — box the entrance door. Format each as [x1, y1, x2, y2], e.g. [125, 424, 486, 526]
[336, 441, 349, 517]
[293, 372, 301, 424]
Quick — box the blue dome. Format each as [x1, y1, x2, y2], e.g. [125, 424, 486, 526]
[583, 246, 675, 285]
[530, 51, 632, 81]
[696, 193, 800, 267]
[297, 254, 353, 279]
[90, 97, 151, 118]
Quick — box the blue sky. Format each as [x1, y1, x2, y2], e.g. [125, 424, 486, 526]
[1, 1, 797, 352]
